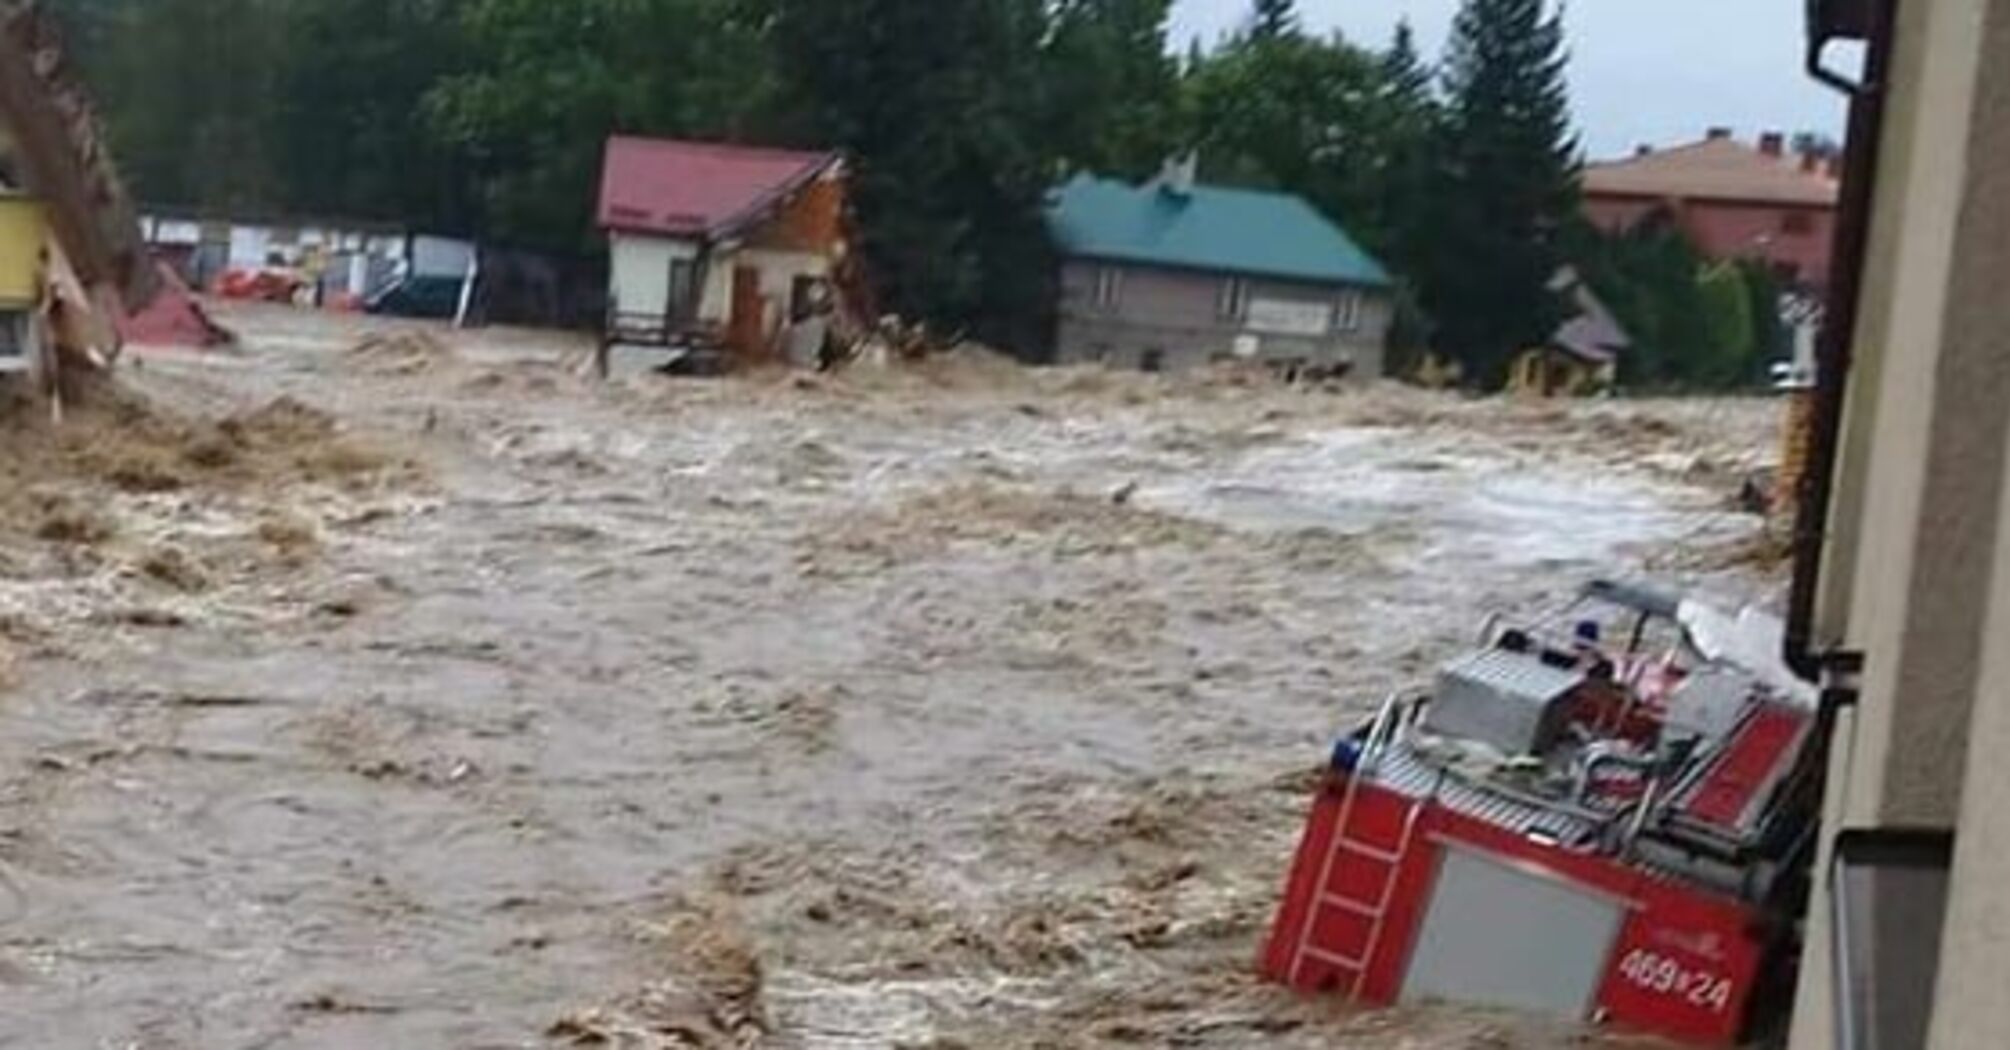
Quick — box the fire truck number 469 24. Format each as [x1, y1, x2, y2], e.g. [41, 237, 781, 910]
[1616, 949, 1736, 1015]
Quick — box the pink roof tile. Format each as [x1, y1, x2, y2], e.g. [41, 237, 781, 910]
[1583, 137, 1839, 208]
[597, 136, 837, 238]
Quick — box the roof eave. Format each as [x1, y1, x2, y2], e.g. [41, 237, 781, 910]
[1056, 246, 1391, 289]
[706, 152, 844, 241]
[1583, 186, 1839, 209]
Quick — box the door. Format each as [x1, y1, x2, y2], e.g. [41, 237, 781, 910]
[665, 258, 696, 326]
[728, 265, 766, 361]
[1402, 845, 1629, 1018]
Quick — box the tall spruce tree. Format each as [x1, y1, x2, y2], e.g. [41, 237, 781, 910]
[1423, 0, 1580, 386]
[1369, 20, 1437, 262]
[763, 0, 1057, 355]
[1250, 0, 1297, 39]
[1044, 0, 1181, 178]
[1370, 20, 1443, 370]
[1381, 20, 1432, 104]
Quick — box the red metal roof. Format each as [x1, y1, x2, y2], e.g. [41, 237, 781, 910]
[597, 136, 838, 238]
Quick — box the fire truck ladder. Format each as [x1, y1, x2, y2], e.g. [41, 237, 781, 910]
[1289, 696, 1429, 998]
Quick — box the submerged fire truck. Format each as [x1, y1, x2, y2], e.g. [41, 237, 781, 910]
[1263, 581, 1824, 1044]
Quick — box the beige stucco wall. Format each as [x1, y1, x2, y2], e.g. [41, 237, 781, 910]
[1926, 377, 2010, 1047]
[1789, 0, 2009, 1045]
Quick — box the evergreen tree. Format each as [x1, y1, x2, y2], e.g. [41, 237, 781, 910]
[1184, 29, 1382, 211]
[1371, 21, 1442, 373]
[763, 0, 1057, 354]
[1044, 0, 1181, 178]
[1250, 0, 1297, 39]
[427, 0, 776, 250]
[1380, 20, 1431, 105]
[272, 0, 471, 229]
[1421, 0, 1580, 387]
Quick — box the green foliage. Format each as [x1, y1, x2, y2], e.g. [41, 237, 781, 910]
[52, 0, 287, 211]
[1696, 262, 1755, 386]
[427, 0, 778, 249]
[1183, 28, 1390, 253]
[43, 0, 1702, 382]
[274, 0, 471, 227]
[1416, 0, 1579, 387]
[760, 0, 1058, 353]
[1043, 0, 1183, 178]
[1249, 0, 1298, 39]
[1566, 218, 1784, 391]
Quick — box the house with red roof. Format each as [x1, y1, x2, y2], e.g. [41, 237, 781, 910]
[1582, 128, 1840, 294]
[596, 136, 846, 364]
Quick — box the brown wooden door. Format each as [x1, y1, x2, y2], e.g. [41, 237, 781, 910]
[728, 265, 764, 363]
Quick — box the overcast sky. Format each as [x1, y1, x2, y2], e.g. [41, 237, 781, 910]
[1168, 0, 1848, 159]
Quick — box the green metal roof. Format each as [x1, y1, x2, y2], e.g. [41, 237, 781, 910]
[1047, 174, 1391, 287]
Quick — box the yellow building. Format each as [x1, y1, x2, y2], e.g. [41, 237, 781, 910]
[1507, 344, 1617, 398]
[1508, 269, 1628, 398]
[0, 191, 45, 374]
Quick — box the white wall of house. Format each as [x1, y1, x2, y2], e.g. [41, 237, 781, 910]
[695, 247, 832, 330]
[228, 226, 271, 271]
[608, 232, 700, 321]
[410, 235, 477, 280]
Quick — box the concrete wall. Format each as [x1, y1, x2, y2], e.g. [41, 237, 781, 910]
[1054, 259, 1390, 377]
[1786, 0, 2010, 1045]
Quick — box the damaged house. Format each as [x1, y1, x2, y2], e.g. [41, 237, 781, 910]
[597, 136, 847, 368]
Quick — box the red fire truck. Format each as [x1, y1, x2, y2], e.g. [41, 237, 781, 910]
[1264, 581, 1825, 1045]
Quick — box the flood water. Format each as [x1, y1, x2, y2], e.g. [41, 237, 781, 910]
[0, 305, 1773, 1048]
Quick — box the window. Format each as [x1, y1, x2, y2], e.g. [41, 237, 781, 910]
[790, 275, 824, 321]
[1219, 276, 1250, 320]
[1335, 290, 1365, 333]
[1094, 266, 1124, 310]
[1781, 210, 1816, 236]
[666, 258, 697, 321]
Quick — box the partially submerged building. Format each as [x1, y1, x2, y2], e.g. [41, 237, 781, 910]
[1046, 161, 1394, 376]
[0, 189, 44, 374]
[596, 136, 847, 363]
[1507, 270, 1631, 397]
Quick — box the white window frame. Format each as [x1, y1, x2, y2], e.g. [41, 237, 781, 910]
[1220, 276, 1250, 321]
[1335, 289, 1364, 333]
[1094, 266, 1125, 311]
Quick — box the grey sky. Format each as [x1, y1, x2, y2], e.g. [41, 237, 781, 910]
[1169, 1, 1848, 159]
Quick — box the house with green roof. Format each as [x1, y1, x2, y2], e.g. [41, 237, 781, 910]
[1046, 159, 1395, 376]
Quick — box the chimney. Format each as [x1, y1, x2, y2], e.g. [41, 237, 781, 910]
[1759, 131, 1785, 157]
[1826, 155, 1844, 179]
[1158, 151, 1198, 198]
[1706, 126, 1733, 141]
[1801, 150, 1822, 173]
[1635, 144, 1654, 158]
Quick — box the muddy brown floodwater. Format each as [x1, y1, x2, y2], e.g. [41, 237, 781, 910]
[0, 302, 1781, 1049]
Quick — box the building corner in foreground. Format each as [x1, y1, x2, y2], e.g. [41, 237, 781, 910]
[1785, 0, 2010, 1046]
